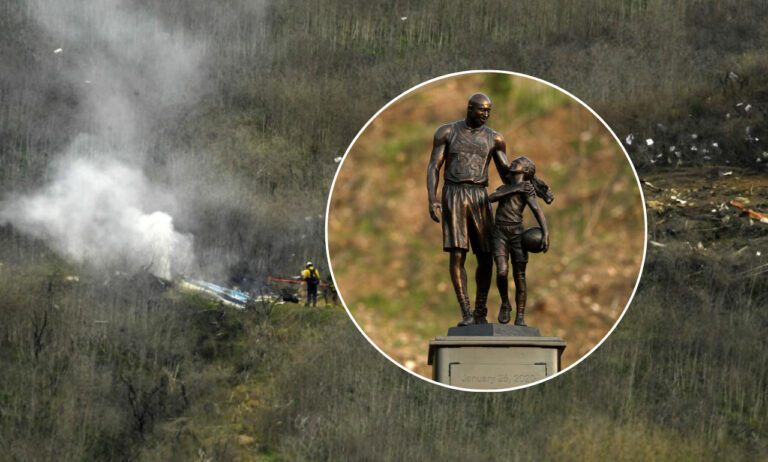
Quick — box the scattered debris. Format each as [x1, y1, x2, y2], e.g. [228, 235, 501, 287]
[649, 240, 667, 248]
[53, 48, 63, 54]
[334, 156, 343, 163]
[720, 171, 733, 177]
[640, 179, 663, 192]
[646, 200, 664, 212]
[625, 134, 634, 145]
[728, 200, 768, 223]
[176, 277, 269, 309]
[645, 138, 654, 146]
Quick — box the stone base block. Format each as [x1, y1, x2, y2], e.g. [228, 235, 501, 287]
[428, 324, 566, 390]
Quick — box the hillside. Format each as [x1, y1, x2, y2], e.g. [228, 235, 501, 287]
[0, 1, 766, 460]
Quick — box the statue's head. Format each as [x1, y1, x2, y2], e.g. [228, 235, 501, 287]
[466, 93, 491, 127]
[504, 156, 535, 184]
[518, 156, 536, 179]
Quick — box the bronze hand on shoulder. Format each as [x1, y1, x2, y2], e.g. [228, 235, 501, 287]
[488, 182, 533, 202]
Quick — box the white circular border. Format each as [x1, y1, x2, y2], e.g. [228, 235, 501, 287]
[325, 70, 648, 392]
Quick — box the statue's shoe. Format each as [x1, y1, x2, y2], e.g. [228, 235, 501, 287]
[514, 312, 527, 327]
[498, 303, 512, 324]
[457, 314, 475, 326]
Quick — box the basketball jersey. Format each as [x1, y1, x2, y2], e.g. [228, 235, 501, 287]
[443, 121, 496, 185]
[495, 188, 528, 224]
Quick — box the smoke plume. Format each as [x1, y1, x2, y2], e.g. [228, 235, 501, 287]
[1, 158, 193, 279]
[0, 0, 206, 278]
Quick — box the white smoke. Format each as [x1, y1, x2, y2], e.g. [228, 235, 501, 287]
[0, 0, 206, 278]
[31, 0, 204, 152]
[1, 157, 193, 279]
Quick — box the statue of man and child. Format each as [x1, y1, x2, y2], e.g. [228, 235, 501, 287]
[427, 93, 554, 327]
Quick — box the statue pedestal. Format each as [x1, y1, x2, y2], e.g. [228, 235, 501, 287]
[427, 324, 566, 390]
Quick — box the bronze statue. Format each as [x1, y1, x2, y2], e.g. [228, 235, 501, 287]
[488, 157, 549, 326]
[427, 93, 553, 327]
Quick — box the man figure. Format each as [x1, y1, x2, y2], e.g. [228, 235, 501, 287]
[427, 93, 530, 326]
[301, 262, 320, 307]
[488, 157, 549, 326]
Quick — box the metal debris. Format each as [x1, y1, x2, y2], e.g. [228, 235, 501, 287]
[729, 200, 768, 223]
[640, 179, 663, 192]
[177, 277, 263, 309]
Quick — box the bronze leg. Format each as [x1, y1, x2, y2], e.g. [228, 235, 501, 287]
[496, 254, 512, 323]
[449, 249, 473, 325]
[512, 262, 527, 326]
[473, 251, 492, 323]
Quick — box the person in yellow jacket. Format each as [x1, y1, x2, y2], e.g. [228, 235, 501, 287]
[301, 262, 320, 307]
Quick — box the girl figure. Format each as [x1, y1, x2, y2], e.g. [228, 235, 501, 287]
[488, 157, 550, 326]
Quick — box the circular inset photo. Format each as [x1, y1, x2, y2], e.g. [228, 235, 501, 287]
[327, 71, 646, 391]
